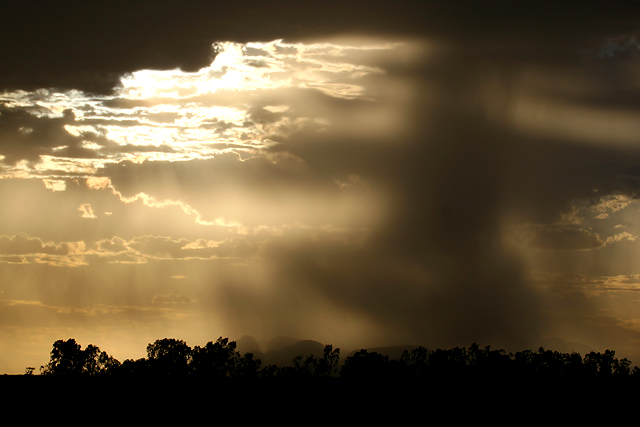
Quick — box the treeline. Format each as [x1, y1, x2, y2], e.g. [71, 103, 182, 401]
[31, 337, 640, 381]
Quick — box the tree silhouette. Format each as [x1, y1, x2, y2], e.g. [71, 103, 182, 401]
[83, 344, 121, 375]
[190, 337, 241, 377]
[317, 344, 341, 377]
[118, 358, 149, 376]
[35, 336, 640, 383]
[146, 338, 192, 376]
[41, 338, 119, 376]
[427, 346, 468, 378]
[400, 346, 430, 378]
[277, 344, 340, 378]
[340, 349, 393, 380]
[235, 351, 262, 378]
[582, 349, 632, 377]
[41, 338, 84, 375]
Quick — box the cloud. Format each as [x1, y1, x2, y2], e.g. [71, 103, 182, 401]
[0, 105, 80, 165]
[78, 204, 97, 219]
[2, 1, 639, 94]
[0, 298, 188, 332]
[152, 293, 194, 305]
[0, 233, 90, 267]
[0, 39, 406, 181]
[0, 233, 265, 266]
[605, 231, 638, 245]
[510, 224, 638, 251]
[0, 233, 68, 256]
[591, 194, 634, 216]
[43, 179, 66, 192]
[529, 227, 607, 251]
[96, 236, 128, 254]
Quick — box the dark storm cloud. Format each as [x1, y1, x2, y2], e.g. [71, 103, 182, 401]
[210, 10, 640, 350]
[0, 105, 81, 165]
[2, 1, 639, 94]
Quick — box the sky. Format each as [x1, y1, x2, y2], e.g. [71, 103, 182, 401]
[3, 1, 640, 373]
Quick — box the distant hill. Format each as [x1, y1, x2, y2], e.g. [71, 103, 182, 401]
[261, 339, 325, 367]
[538, 337, 595, 355]
[235, 336, 326, 367]
[266, 336, 301, 352]
[345, 345, 422, 361]
[236, 335, 262, 356]
[233, 335, 607, 368]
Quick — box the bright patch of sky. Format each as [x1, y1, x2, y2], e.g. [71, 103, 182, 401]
[0, 40, 396, 178]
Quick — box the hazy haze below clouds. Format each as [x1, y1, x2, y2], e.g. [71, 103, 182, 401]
[3, 1, 640, 373]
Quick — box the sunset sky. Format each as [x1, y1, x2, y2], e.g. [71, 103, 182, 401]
[3, 1, 640, 373]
